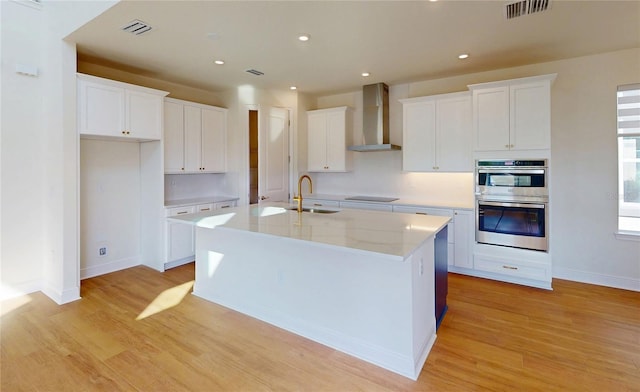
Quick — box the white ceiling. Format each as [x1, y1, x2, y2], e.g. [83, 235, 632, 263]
[68, 0, 640, 96]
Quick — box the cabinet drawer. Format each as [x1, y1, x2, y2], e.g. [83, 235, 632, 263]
[214, 201, 236, 209]
[303, 199, 341, 208]
[473, 254, 550, 282]
[166, 206, 196, 217]
[339, 201, 393, 212]
[196, 203, 214, 212]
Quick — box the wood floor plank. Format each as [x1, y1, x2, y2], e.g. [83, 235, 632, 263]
[2, 264, 639, 391]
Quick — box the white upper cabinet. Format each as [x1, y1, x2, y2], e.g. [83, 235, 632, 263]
[401, 91, 472, 172]
[307, 106, 353, 172]
[163, 100, 185, 172]
[77, 73, 167, 141]
[164, 98, 227, 174]
[469, 74, 556, 152]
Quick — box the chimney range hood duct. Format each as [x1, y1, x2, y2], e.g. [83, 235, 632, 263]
[348, 83, 401, 152]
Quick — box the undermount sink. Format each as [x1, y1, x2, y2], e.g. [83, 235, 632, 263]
[288, 207, 339, 214]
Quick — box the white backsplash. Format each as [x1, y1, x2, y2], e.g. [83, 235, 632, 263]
[308, 152, 474, 207]
[164, 173, 232, 201]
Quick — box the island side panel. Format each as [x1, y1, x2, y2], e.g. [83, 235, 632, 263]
[192, 226, 436, 380]
[410, 237, 437, 377]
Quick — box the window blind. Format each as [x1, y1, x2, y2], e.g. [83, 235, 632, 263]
[617, 84, 640, 135]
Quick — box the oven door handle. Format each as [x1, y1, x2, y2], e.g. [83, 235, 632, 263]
[478, 169, 545, 174]
[478, 201, 546, 209]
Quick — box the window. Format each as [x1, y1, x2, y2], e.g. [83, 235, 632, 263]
[617, 84, 640, 233]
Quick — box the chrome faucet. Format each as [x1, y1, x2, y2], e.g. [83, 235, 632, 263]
[293, 174, 313, 213]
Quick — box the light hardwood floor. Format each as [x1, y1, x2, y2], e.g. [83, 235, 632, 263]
[2, 263, 639, 391]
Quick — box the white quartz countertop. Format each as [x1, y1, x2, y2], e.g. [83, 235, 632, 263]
[168, 202, 450, 260]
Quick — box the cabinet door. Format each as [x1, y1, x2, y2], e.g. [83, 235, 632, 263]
[184, 105, 202, 172]
[325, 110, 347, 171]
[78, 80, 125, 137]
[453, 210, 473, 269]
[164, 101, 185, 173]
[436, 95, 472, 172]
[166, 206, 195, 262]
[473, 86, 510, 151]
[126, 90, 163, 140]
[402, 100, 436, 171]
[510, 82, 551, 150]
[201, 107, 227, 172]
[307, 112, 328, 171]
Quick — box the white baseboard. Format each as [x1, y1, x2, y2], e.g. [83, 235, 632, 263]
[552, 267, 640, 292]
[42, 284, 81, 305]
[164, 257, 194, 270]
[0, 279, 42, 301]
[81, 257, 140, 280]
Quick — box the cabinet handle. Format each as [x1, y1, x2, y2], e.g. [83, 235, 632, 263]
[510, 144, 514, 148]
[502, 265, 518, 270]
[505, 144, 510, 148]
[176, 211, 189, 215]
[200, 208, 210, 211]
[220, 205, 230, 208]
[416, 212, 428, 215]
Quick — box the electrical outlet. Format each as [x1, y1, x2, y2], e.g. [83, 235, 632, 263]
[99, 247, 107, 256]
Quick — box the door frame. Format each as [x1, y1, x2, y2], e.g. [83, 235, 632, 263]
[244, 104, 296, 205]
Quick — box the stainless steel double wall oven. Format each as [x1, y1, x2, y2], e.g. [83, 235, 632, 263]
[475, 159, 549, 252]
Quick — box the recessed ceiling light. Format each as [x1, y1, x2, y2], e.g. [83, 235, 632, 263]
[362, 72, 370, 77]
[214, 60, 225, 65]
[298, 34, 310, 42]
[290, 86, 297, 90]
[458, 53, 469, 59]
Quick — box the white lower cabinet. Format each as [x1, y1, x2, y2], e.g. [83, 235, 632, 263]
[470, 243, 552, 289]
[166, 206, 196, 266]
[164, 200, 237, 269]
[452, 210, 474, 269]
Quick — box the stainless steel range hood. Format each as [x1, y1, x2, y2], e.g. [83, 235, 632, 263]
[348, 83, 401, 152]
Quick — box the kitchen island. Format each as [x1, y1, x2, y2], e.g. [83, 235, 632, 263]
[169, 202, 450, 380]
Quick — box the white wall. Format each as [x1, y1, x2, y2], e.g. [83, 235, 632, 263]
[309, 48, 640, 290]
[1, 0, 117, 302]
[80, 139, 140, 278]
[164, 173, 231, 201]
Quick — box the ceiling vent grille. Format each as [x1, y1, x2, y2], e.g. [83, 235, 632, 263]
[245, 69, 265, 76]
[121, 20, 152, 35]
[505, 0, 551, 19]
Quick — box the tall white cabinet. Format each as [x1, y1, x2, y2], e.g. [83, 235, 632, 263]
[401, 91, 472, 172]
[164, 97, 227, 173]
[469, 74, 557, 152]
[77, 73, 169, 277]
[307, 106, 353, 172]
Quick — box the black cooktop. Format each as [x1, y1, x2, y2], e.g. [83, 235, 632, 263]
[344, 196, 399, 203]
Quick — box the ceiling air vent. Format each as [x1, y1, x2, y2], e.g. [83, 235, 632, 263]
[245, 69, 265, 76]
[505, 0, 551, 19]
[121, 20, 152, 35]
